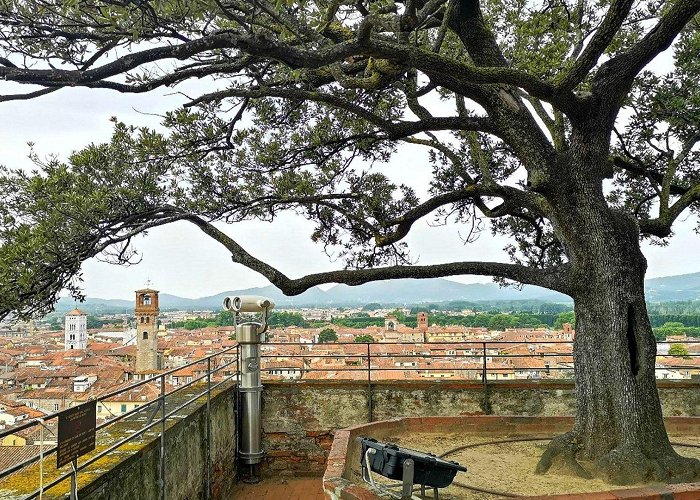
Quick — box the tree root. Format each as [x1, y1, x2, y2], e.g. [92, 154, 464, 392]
[596, 446, 700, 485]
[535, 432, 592, 479]
[537, 434, 700, 485]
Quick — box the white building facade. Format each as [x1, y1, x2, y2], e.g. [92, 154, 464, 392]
[64, 309, 88, 350]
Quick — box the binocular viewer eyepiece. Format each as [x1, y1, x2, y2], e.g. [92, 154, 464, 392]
[223, 295, 276, 313]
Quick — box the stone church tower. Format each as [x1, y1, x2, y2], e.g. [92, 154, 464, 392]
[64, 309, 88, 350]
[135, 288, 160, 372]
[417, 312, 428, 332]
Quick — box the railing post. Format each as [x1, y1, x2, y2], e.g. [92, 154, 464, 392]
[366, 342, 373, 423]
[205, 356, 212, 500]
[69, 458, 77, 500]
[481, 342, 492, 414]
[159, 375, 166, 500]
[235, 344, 241, 466]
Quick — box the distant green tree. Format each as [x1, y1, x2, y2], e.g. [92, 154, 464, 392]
[488, 314, 516, 331]
[472, 314, 491, 328]
[661, 322, 686, 332]
[409, 306, 431, 315]
[668, 344, 690, 358]
[362, 303, 382, 311]
[216, 310, 236, 326]
[387, 309, 406, 323]
[354, 334, 376, 343]
[183, 319, 210, 330]
[86, 316, 105, 329]
[318, 328, 338, 343]
[268, 311, 307, 327]
[554, 311, 576, 330]
[47, 317, 62, 330]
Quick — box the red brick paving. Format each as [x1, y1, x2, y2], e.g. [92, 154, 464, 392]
[231, 477, 326, 500]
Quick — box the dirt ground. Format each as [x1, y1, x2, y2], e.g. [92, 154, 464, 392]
[367, 432, 700, 499]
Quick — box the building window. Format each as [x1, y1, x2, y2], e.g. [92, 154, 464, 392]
[121, 404, 127, 413]
[143, 332, 148, 340]
[69, 324, 75, 331]
[53, 404, 59, 411]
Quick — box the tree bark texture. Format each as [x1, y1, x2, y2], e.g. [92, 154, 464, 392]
[535, 140, 700, 484]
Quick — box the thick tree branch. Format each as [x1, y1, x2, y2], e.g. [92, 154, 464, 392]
[375, 183, 545, 247]
[612, 156, 690, 196]
[558, 0, 634, 90]
[639, 183, 700, 237]
[595, 0, 700, 109]
[185, 86, 495, 138]
[184, 214, 573, 295]
[0, 27, 583, 118]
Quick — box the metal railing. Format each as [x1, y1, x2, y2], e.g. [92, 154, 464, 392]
[258, 339, 700, 379]
[0, 345, 240, 500]
[0, 338, 698, 498]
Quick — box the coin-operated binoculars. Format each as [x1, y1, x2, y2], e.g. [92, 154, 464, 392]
[223, 295, 275, 479]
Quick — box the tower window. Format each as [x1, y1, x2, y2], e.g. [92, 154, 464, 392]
[146, 317, 150, 323]
[143, 332, 148, 340]
[140, 317, 144, 324]
[142, 294, 151, 306]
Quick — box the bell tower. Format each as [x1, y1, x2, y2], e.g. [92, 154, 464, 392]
[417, 312, 428, 332]
[135, 287, 160, 372]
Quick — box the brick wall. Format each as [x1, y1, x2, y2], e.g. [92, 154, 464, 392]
[260, 379, 700, 476]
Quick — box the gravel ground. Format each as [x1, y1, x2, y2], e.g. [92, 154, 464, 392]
[365, 431, 700, 499]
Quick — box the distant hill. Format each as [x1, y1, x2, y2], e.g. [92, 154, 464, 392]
[645, 272, 700, 301]
[54, 271, 700, 314]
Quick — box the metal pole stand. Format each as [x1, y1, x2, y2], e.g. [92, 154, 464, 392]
[237, 322, 264, 482]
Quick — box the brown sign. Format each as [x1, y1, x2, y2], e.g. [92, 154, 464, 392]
[57, 401, 96, 468]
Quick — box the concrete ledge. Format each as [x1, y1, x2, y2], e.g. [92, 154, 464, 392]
[78, 384, 237, 500]
[323, 416, 700, 500]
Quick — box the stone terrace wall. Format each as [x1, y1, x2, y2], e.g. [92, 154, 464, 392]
[260, 379, 700, 476]
[79, 386, 237, 500]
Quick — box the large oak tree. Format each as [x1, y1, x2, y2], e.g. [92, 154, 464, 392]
[1, 0, 700, 484]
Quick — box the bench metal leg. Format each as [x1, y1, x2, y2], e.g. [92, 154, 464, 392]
[401, 459, 414, 499]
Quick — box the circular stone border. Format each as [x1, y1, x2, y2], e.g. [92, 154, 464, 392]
[322, 416, 700, 500]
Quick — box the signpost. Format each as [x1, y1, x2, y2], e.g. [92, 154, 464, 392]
[57, 401, 96, 499]
[57, 401, 97, 468]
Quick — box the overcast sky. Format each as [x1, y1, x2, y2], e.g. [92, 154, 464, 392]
[1, 80, 698, 300]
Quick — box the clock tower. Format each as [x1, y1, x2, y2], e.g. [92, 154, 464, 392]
[135, 287, 160, 372]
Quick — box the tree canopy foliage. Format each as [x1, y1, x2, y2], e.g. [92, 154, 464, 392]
[0, 0, 698, 320]
[318, 327, 338, 342]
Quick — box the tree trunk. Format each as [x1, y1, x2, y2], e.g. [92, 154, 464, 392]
[535, 163, 700, 484]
